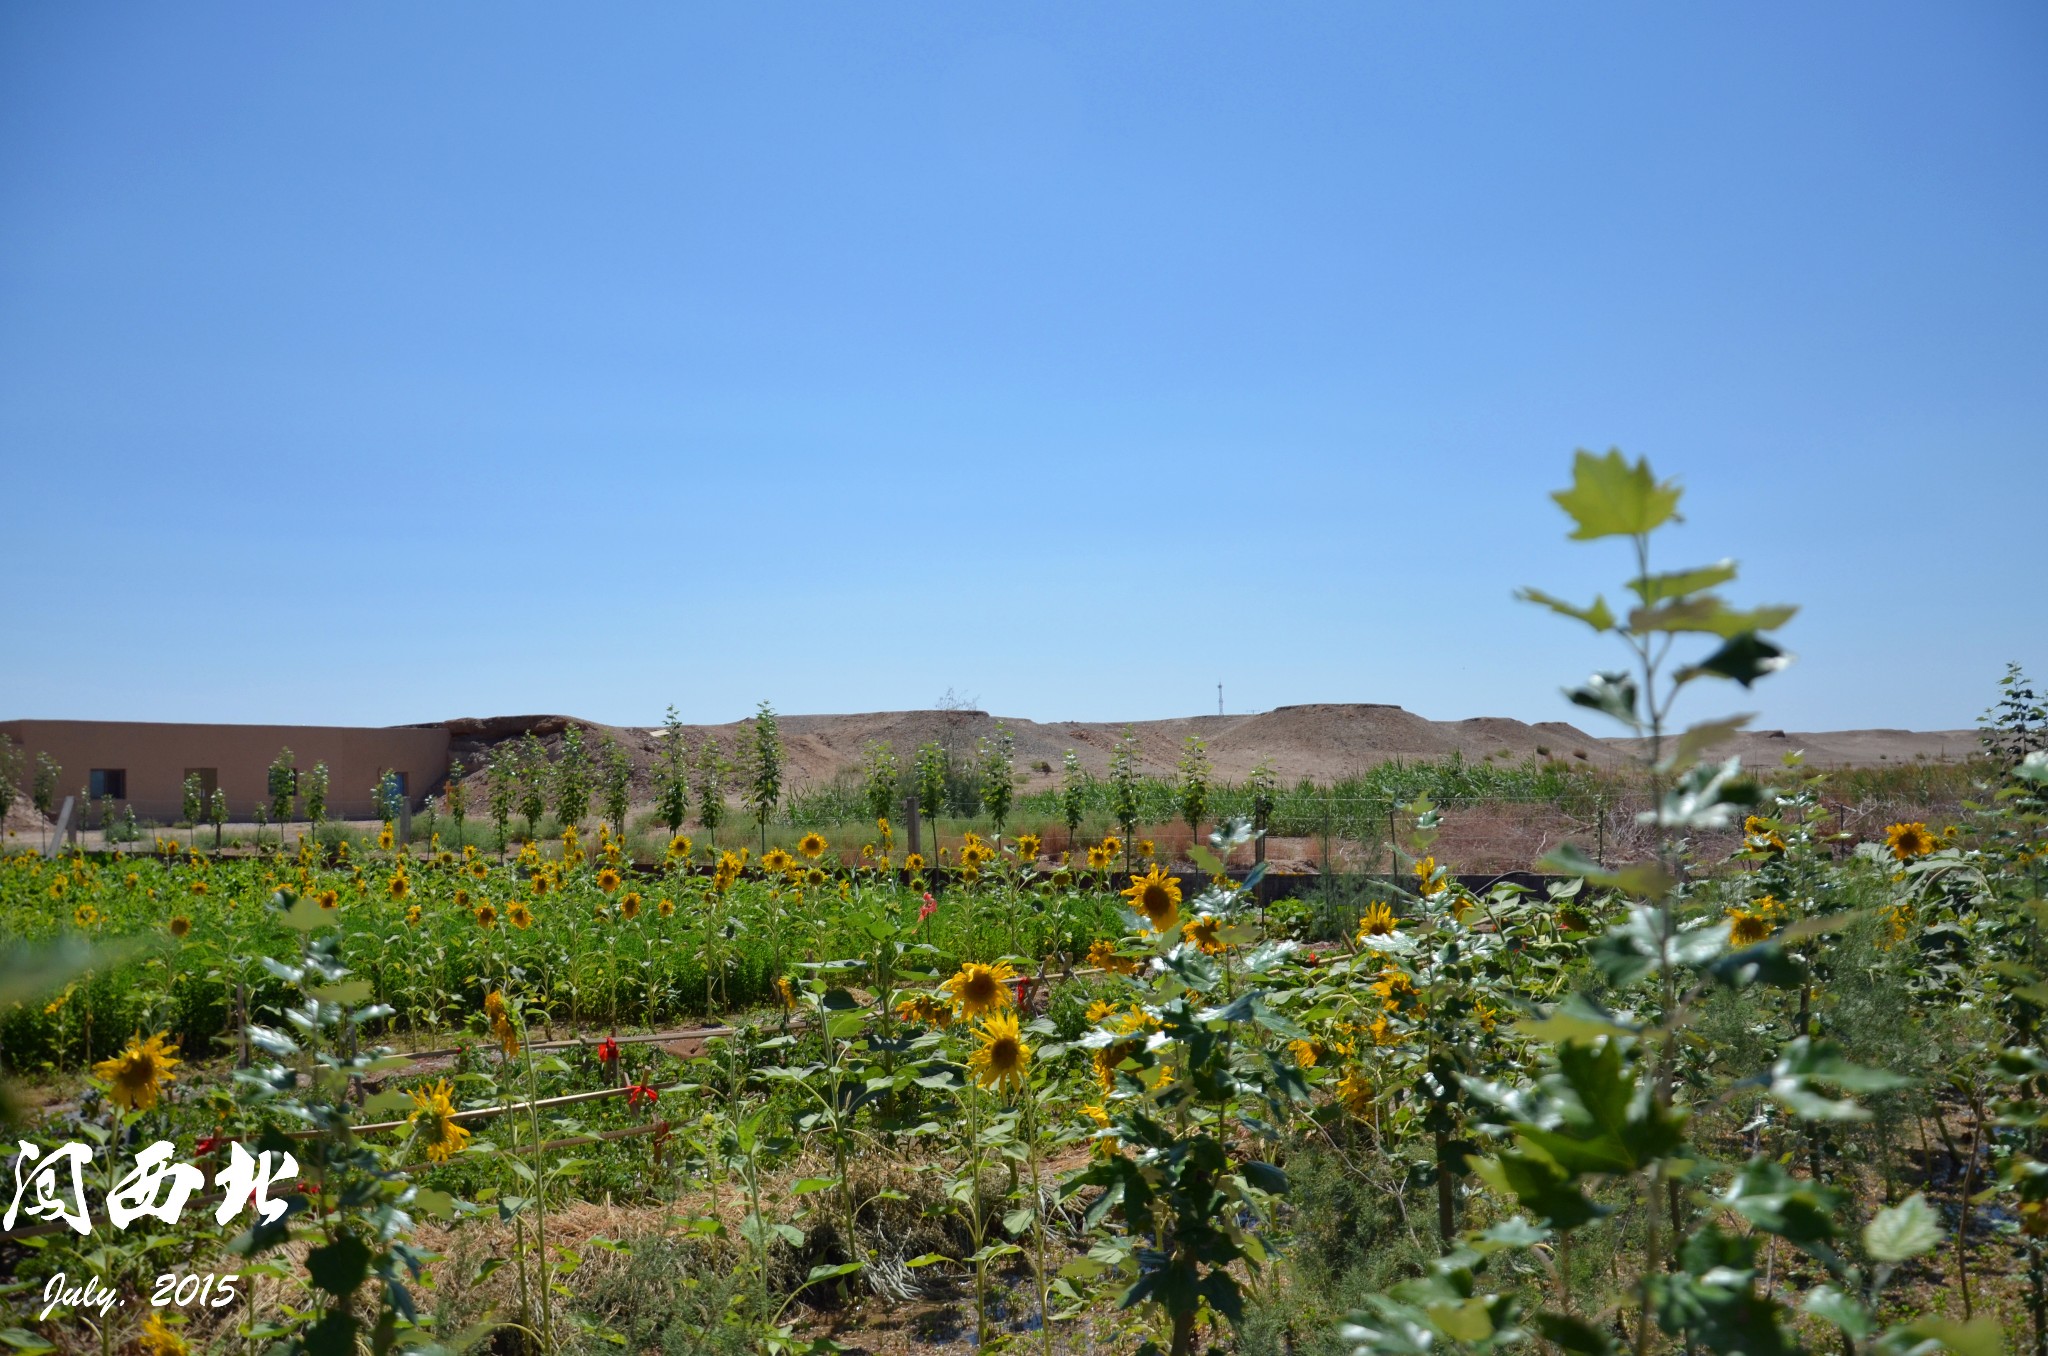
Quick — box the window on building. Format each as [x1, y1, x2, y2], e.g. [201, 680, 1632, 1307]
[89, 769, 127, 799]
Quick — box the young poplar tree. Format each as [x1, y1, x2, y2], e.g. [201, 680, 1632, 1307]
[1108, 726, 1142, 871]
[694, 735, 729, 845]
[554, 726, 591, 831]
[445, 756, 468, 848]
[208, 788, 227, 849]
[598, 735, 631, 840]
[861, 739, 899, 827]
[487, 745, 516, 854]
[913, 740, 947, 857]
[267, 748, 298, 846]
[744, 701, 783, 854]
[181, 773, 204, 846]
[1058, 750, 1089, 855]
[518, 734, 548, 839]
[1176, 735, 1211, 851]
[0, 738, 26, 836]
[978, 724, 1016, 834]
[33, 753, 59, 848]
[655, 707, 691, 843]
[305, 762, 330, 843]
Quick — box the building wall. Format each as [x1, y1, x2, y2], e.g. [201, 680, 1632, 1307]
[0, 720, 450, 823]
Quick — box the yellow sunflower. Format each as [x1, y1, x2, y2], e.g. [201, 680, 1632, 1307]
[1885, 821, 1936, 862]
[94, 1030, 181, 1112]
[1085, 998, 1117, 1024]
[1355, 902, 1398, 940]
[667, 835, 693, 862]
[657, 896, 675, 917]
[905, 852, 926, 873]
[596, 867, 623, 893]
[1336, 1070, 1375, 1120]
[408, 1078, 472, 1164]
[1412, 855, 1444, 897]
[405, 904, 422, 926]
[167, 915, 192, 940]
[797, 832, 828, 860]
[1085, 844, 1113, 871]
[1288, 1038, 1319, 1069]
[774, 975, 798, 1011]
[968, 1010, 1032, 1093]
[942, 960, 1018, 1019]
[761, 848, 794, 874]
[509, 902, 534, 930]
[474, 903, 498, 929]
[1015, 833, 1042, 859]
[1122, 866, 1182, 934]
[620, 891, 642, 920]
[1136, 839, 1155, 860]
[1099, 835, 1122, 857]
[378, 825, 395, 851]
[139, 1311, 187, 1356]
[73, 903, 100, 928]
[388, 874, 410, 901]
[805, 866, 827, 886]
[1087, 939, 1137, 975]
[1182, 915, 1226, 955]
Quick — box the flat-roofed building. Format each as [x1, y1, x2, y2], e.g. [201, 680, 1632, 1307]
[0, 719, 450, 823]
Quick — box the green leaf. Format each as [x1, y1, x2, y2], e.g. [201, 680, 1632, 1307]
[1516, 588, 1615, 632]
[1532, 1312, 1616, 1356]
[276, 893, 338, 932]
[306, 1236, 372, 1296]
[791, 1177, 839, 1196]
[1902, 1317, 2004, 1356]
[1802, 1285, 1873, 1340]
[1628, 598, 1797, 639]
[309, 979, 373, 1004]
[1664, 715, 1753, 774]
[1003, 1206, 1037, 1235]
[1627, 560, 1737, 606]
[1565, 672, 1641, 729]
[0, 1329, 56, 1354]
[1863, 1193, 1941, 1263]
[1677, 633, 1792, 688]
[1550, 448, 1680, 541]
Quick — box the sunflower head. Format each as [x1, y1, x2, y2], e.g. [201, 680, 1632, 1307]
[94, 1030, 181, 1112]
[167, 915, 192, 940]
[1885, 821, 1936, 862]
[1121, 866, 1182, 934]
[1086, 939, 1138, 975]
[474, 903, 498, 929]
[1015, 833, 1042, 860]
[1412, 855, 1444, 896]
[905, 853, 926, 873]
[797, 832, 828, 860]
[596, 867, 622, 893]
[405, 904, 422, 926]
[942, 960, 1019, 1018]
[1181, 914, 1226, 955]
[1099, 835, 1122, 857]
[1336, 1070, 1375, 1120]
[139, 1311, 187, 1356]
[409, 1077, 472, 1164]
[620, 892, 642, 920]
[667, 835, 693, 862]
[388, 874, 410, 901]
[1355, 902, 1399, 940]
[1085, 845, 1113, 871]
[509, 902, 534, 930]
[657, 896, 675, 917]
[968, 1010, 1032, 1093]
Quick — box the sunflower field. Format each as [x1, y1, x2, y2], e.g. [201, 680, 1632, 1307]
[3, 451, 2046, 1356]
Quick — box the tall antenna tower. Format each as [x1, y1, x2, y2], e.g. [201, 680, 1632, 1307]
[1217, 683, 1223, 716]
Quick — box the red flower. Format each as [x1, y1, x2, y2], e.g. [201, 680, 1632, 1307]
[1013, 976, 1034, 1006]
[597, 1036, 620, 1064]
[194, 1135, 223, 1156]
[918, 893, 937, 923]
[625, 1082, 660, 1109]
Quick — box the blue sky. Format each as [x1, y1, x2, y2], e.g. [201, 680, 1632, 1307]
[3, 4, 2042, 736]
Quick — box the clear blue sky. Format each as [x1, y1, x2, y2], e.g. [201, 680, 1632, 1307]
[3, 4, 2042, 736]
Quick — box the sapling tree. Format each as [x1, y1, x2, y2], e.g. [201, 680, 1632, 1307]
[181, 773, 204, 845]
[267, 748, 297, 847]
[599, 735, 631, 840]
[744, 701, 783, 854]
[1108, 726, 1142, 870]
[487, 745, 515, 854]
[33, 752, 59, 847]
[444, 756, 468, 848]
[862, 739, 899, 827]
[655, 706, 691, 844]
[914, 740, 947, 856]
[554, 726, 591, 832]
[518, 734, 548, 839]
[1059, 750, 1089, 854]
[208, 788, 227, 848]
[304, 761, 330, 844]
[695, 735, 730, 844]
[1176, 735, 1211, 852]
[978, 724, 1015, 834]
[1246, 760, 1277, 863]
[0, 737, 27, 836]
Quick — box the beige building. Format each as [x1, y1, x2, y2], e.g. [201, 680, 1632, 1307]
[0, 719, 450, 824]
